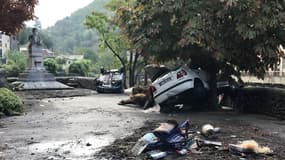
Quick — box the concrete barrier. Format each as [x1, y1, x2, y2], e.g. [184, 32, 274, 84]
[56, 77, 97, 90]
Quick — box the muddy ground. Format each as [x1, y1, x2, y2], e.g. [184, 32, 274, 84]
[96, 121, 285, 160]
[0, 89, 285, 160]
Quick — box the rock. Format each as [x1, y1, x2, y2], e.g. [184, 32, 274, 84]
[86, 142, 92, 147]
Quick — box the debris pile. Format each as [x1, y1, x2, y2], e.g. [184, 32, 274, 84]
[131, 120, 273, 159]
[118, 86, 154, 109]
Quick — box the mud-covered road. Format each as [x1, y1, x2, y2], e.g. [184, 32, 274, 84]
[0, 90, 285, 160]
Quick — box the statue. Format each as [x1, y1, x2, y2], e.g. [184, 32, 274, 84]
[27, 28, 43, 69]
[28, 28, 41, 47]
[15, 27, 71, 90]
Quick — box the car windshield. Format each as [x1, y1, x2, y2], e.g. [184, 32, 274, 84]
[99, 72, 122, 84]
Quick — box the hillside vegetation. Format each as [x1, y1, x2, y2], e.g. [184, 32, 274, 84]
[44, 0, 109, 53]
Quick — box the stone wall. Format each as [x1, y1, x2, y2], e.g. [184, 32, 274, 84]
[75, 77, 97, 90]
[56, 77, 97, 90]
[233, 87, 285, 119]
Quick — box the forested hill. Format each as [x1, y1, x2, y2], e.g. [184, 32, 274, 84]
[44, 0, 109, 53]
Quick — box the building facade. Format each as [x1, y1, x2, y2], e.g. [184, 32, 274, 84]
[0, 33, 10, 62]
[0, 33, 19, 64]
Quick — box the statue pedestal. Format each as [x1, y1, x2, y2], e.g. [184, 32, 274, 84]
[16, 46, 72, 90]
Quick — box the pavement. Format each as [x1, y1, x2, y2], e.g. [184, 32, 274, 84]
[0, 92, 284, 160]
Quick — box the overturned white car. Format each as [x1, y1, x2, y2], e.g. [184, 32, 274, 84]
[149, 65, 210, 112]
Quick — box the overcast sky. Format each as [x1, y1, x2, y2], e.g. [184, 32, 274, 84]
[32, 0, 94, 28]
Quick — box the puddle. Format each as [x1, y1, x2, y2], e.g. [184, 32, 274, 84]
[28, 135, 114, 160]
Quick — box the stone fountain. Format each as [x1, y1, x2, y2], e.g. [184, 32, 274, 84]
[16, 28, 71, 90]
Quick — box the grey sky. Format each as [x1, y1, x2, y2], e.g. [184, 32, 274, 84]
[34, 0, 94, 28]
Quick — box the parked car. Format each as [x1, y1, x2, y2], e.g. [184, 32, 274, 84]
[96, 68, 124, 93]
[149, 65, 210, 112]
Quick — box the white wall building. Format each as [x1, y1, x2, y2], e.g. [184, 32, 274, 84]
[0, 33, 11, 60]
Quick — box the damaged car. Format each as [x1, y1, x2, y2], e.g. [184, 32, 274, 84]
[147, 65, 210, 112]
[96, 68, 124, 93]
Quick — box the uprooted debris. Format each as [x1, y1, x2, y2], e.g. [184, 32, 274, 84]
[94, 120, 285, 160]
[118, 86, 154, 109]
[229, 140, 273, 156]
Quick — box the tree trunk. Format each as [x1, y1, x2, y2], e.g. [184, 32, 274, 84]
[104, 40, 127, 89]
[208, 71, 219, 110]
[128, 51, 140, 87]
[143, 54, 148, 86]
[131, 52, 139, 86]
[129, 51, 133, 87]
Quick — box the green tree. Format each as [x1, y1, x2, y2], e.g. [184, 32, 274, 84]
[0, 0, 38, 34]
[44, 58, 57, 74]
[116, 0, 285, 108]
[85, 11, 128, 72]
[74, 48, 98, 63]
[41, 32, 54, 49]
[17, 26, 54, 49]
[55, 57, 67, 65]
[68, 60, 90, 76]
[85, 0, 145, 87]
[16, 25, 31, 45]
[44, 0, 109, 53]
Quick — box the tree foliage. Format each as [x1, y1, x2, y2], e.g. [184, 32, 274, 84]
[85, 0, 147, 87]
[0, 51, 27, 77]
[68, 60, 90, 76]
[116, 0, 285, 108]
[44, 0, 109, 53]
[74, 48, 98, 63]
[85, 5, 129, 87]
[85, 11, 129, 68]
[16, 25, 54, 49]
[0, 0, 38, 34]
[116, 0, 285, 78]
[44, 58, 57, 74]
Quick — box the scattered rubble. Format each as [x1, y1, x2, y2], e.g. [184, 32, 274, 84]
[229, 140, 273, 155]
[94, 120, 285, 160]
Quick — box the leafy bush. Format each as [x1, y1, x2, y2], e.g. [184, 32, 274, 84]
[0, 88, 23, 116]
[0, 51, 27, 77]
[44, 58, 57, 74]
[69, 60, 90, 76]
